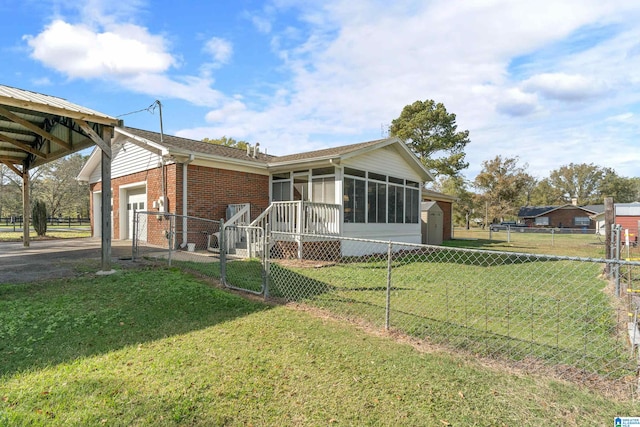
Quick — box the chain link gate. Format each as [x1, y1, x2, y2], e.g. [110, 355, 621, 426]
[220, 225, 267, 295]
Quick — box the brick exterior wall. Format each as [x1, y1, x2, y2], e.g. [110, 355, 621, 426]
[179, 164, 269, 221]
[90, 163, 270, 245]
[523, 207, 595, 229]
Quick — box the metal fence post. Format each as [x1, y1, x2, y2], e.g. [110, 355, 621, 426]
[220, 219, 226, 286]
[385, 241, 393, 331]
[263, 226, 270, 299]
[167, 215, 174, 267]
[132, 211, 138, 261]
[615, 224, 622, 297]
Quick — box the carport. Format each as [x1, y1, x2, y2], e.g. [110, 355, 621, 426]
[0, 85, 119, 271]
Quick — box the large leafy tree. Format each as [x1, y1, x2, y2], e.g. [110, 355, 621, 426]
[434, 175, 476, 228]
[545, 163, 604, 205]
[474, 156, 532, 224]
[599, 169, 638, 203]
[31, 154, 90, 218]
[0, 164, 23, 218]
[390, 99, 470, 177]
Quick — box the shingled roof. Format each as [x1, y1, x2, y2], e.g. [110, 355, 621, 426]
[270, 138, 390, 163]
[121, 127, 272, 164]
[518, 204, 604, 218]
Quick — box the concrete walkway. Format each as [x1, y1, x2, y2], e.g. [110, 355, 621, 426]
[0, 238, 133, 284]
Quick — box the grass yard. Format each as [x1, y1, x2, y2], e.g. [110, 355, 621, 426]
[449, 227, 613, 258]
[269, 250, 635, 384]
[0, 229, 91, 242]
[0, 268, 636, 426]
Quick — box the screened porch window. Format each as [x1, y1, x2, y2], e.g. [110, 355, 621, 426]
[367, 181, 386, 223]
[271, 172, 291, 201]
[344, 177, 365, 223]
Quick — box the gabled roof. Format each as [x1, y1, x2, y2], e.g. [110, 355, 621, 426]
[79, 129, 434, 183]
[268, 136, 433, 182]
[519, 204, 604, 218]
[271, 138, 388, 163]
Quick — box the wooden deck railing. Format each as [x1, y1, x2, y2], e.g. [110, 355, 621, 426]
[250, 201, 340, 236]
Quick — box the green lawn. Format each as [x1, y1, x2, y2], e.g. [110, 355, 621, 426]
[0, 229, 91, 242]
[269, 250, 634, 383]
[449, 227, 612, 258]
[0, 268, 636, 425]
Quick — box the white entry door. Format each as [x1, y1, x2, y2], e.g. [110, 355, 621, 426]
[127, 190, 147, 240]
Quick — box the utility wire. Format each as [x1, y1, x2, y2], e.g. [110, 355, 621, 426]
[116, 101, 159, 118]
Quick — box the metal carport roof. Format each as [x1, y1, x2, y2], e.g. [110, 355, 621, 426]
[0, 84, 119, 272]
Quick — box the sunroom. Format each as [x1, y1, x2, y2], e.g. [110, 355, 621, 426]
[250, 137, 433, 255]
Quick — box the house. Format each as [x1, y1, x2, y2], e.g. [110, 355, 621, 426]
[517, 204, 604, 229]
[77, 127, 434, 256]
[590, 202, 640, 238]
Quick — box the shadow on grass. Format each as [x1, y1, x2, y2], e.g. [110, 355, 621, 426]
[0, 266, 269, 378]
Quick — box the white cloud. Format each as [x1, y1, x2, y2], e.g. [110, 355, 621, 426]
[203, 37, 233, 65]
[24, 20, 175, 78]
[119, 73, 224, 107]
[173, 0, 640, 180]
[606, 112, 634, 122]
[522, 72, 606, 101]
[496, 88, 540, 117]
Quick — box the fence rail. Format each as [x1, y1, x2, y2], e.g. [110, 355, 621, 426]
[0, 216, 90, 228]
[133, 212, 640, 398]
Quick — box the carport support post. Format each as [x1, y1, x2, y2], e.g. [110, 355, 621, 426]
[100, 127, 113, 272]
[22, 167, 30, 247]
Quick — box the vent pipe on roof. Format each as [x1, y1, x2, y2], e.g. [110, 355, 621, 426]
[246, 143, 251, 156]
[253, 142, 260, 158]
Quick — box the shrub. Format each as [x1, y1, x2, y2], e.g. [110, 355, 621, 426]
[32, 199, 47, 236]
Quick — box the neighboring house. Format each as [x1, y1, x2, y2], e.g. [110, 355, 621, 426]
[518, 204, 604, 229]
[422, 189, 455, 241]
[590, 202, 640, 238]
[77, 127, 434, 256]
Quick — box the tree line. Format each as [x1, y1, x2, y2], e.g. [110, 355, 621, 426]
[0, 154, 89, 220]
[439, 157, 640, 228]
[389, 99, 639, 228]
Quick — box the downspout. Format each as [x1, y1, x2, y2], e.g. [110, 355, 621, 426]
[180, 154, 195, 247]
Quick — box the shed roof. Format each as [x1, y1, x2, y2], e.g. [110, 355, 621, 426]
[616, 202, 640, 216]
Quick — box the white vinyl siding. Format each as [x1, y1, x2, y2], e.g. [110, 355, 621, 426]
[89, 142, 161, 183]
[343, 145, 422, 182]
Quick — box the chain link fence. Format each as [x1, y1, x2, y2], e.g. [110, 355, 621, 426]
[133, 212, 640, 398]
[132, 212, 266, 294]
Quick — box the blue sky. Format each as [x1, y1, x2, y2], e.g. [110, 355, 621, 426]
[2, 0, 639, 181]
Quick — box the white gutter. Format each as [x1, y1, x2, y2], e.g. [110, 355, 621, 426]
[181, 154, 195, 247]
